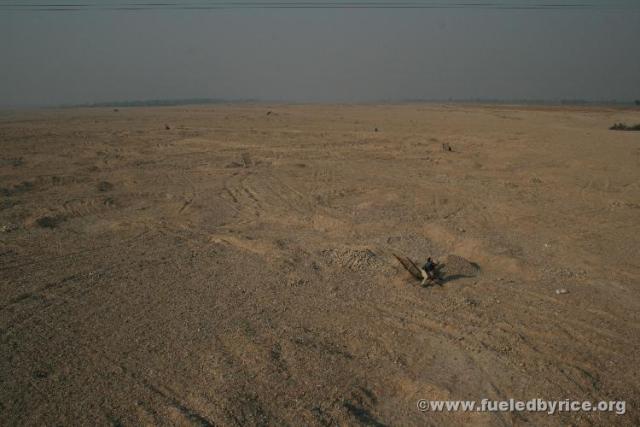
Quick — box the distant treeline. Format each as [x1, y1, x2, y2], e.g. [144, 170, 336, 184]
[78, 98, 640, 108]
[85, 98, 259, 108]
[398, 98, 640, 107]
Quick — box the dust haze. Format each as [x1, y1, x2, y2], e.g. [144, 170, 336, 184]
[1, 2, 639, 107]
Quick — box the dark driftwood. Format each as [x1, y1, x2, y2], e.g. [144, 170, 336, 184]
[393, 254, 423, 281]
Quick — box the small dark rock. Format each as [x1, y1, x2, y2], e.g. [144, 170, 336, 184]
[97, 181, 114, 192]
[463, 297, 479, 307]
[0, 158, 25, 167]
[32, 370, 48, 379]
[0, 199, 18, 211]
[225, 161, 244, 168]
[36, 216, 60, 229]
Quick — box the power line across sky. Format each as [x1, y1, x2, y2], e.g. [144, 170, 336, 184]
[1, 1, 640, 11]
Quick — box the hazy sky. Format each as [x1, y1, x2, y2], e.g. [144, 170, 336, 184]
[1, 1, 639, 106]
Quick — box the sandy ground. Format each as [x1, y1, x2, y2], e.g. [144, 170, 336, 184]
[1, 104, 640, 426]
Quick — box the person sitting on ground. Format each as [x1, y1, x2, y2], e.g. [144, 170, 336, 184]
[423, 257, 439, 281]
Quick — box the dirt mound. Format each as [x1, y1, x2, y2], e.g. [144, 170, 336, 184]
[441, 254, 480, 278]
[320, 248, 382, 272]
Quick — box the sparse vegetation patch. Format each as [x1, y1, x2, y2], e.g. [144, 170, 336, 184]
[610, 123, 640, 131]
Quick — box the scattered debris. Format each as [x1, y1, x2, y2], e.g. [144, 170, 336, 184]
[226, 152, 258, 168]
[555, 288, 569, 295]
[442, 143, 452, 152]
[0, 199, 18, 211]
[0, 157, 24, 167]
[322, 248, 381, 272]
[463, 297, 479, 307]
[544, 266, 586, 279]
[0, 223, 19, 233]
[287, 277, 308, 288]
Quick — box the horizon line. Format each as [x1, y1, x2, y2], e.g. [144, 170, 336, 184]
[3, 97, 639, 110]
